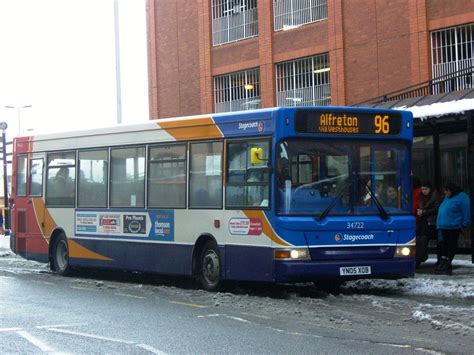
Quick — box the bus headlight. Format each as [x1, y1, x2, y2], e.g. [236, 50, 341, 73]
[274, 248, 310, 260]
[395, 246, 415, 257]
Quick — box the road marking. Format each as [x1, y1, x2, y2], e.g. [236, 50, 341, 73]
[136, 343, 167, 354]
[197, 314, 220, 318]
[36, 323, 88, 329]
[241, 312, 272, 320]
[47, 328, 135, 344]
[70, 286, 100, 292]
[115, 293, 146, 299]
[226, 315, 250, 323]
[414, 348, 444, 354]
[197, 314, 250, 323]
[169, 301, 207, 308]
[16, 330, 56, 352]
[0, 327, 22, 332]
[47, 327, 167, 354]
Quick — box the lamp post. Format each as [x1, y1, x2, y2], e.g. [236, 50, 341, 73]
[0, 121, 9, 232]
[5, 105, 32, 136]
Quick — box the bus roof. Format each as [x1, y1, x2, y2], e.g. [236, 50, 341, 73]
[16, 107, 412, 153]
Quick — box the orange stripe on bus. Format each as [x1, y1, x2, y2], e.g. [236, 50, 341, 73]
[32, 198, 112, 261]
[242, 210, 291, 246]
[32, 198, 57, 241]
[158, 117, 223, 141]
[68, 240, 113, 261]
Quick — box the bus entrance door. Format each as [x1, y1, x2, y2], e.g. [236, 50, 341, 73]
[13, 154, 47, 261]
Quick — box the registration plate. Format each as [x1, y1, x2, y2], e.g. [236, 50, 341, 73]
[339, 266, 372, 276]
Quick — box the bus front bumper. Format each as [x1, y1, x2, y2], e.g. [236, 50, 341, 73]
[274, 258, 415, 282]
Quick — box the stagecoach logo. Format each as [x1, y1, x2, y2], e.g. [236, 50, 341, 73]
[238, 120, 265, 132]
[335, 233, 375, 242]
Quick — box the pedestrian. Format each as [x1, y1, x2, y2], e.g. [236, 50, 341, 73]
[436, 181, 471, 275]
[0, 208, 4, 235]
[415, 181, 440, 267]
[413, 176, 422, 228]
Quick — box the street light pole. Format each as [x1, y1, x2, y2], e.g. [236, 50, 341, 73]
[5, 105, 32, 136]
[0, 121, 9, 232]
[114, 0, 122, 124]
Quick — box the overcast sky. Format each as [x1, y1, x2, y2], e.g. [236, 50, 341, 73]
[0, 0, 148, 139]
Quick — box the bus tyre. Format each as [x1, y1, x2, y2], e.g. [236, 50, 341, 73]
[198, 241, 222, 292]
[52, 234, 71, 276]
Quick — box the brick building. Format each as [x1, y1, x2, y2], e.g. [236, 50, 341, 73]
[146, 0, 473, 119]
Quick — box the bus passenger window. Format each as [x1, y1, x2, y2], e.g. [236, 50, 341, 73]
[226, 140, 270, 208]
[16, 155, 28, 197]
[46, 152, 76, 206]
[29, 159, 44, 196]
[110, 147, 145, 208]
[78, 150, 108, 207]
[189, 142, 223, 209]
[148, 144, 186, 208]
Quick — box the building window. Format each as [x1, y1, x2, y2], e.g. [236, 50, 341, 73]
[273, 0, 328, 31]
[212, 0, 258, 46]
[431, 23, 473, 94]
[214, 68, 261, 113]
[275, 53, 330, 106]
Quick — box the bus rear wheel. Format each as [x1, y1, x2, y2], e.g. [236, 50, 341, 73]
[52, 233, 71, 276]
[198, 241, 222, 291]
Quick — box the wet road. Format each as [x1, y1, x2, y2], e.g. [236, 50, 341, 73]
[1, 246, 473, 354]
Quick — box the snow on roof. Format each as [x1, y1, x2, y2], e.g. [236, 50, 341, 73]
[394, 98, 474, 120]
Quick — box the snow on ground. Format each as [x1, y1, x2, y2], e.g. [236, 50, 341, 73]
[2, 233, 474, 337]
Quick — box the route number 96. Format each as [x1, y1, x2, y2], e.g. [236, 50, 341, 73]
[374, 115, 390, 134]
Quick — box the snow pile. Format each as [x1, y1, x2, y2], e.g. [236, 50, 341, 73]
[344, 277, 474, 299]
[395, 98, 474, 119]
[411, 305, 474, 335]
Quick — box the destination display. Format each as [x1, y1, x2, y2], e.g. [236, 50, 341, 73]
[295, 110, 402, 135]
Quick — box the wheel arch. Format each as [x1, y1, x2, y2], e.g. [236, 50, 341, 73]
[48, 227, 67, 270]
[191, 233, 219, 276]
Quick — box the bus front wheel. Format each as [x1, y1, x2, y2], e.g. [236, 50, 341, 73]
[198, 241, 222, 291]
[52, 233, 71, 276]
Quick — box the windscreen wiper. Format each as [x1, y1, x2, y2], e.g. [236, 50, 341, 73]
[318, 179, 351, 221]
[364, 182, 389, 220]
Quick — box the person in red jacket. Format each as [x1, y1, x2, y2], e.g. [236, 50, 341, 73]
[413, 176, 422, 227]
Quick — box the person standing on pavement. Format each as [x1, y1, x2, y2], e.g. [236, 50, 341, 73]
[416, 181, 440, 267]
[0, 208, 4, 235]
[436, 181, 471, 275]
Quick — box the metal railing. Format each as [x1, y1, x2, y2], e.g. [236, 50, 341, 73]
[355, 65, 473, 106]
[212, 1, 258, 46]
[273, 0, 328, 31]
